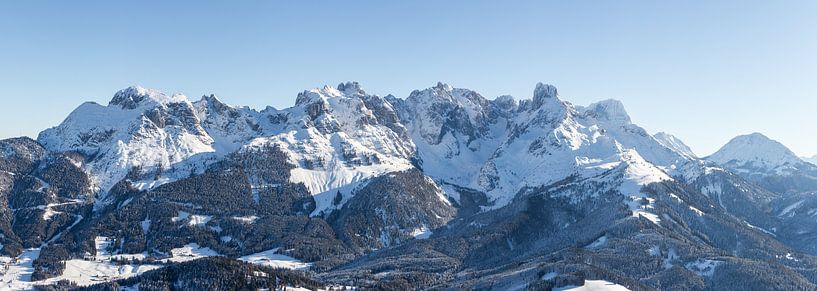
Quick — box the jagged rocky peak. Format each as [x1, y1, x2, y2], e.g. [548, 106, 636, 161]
[433, 81, 453, 92]
[405, 82, 491, 106]
[492, 95, 519, 118]
[534, 82, 558, 99]
[198, 94, 233, 113]
[294, 89, 332, 121]
[109, 85, 154, 108]
[193, 94, 262, 151]
[401, 82, 499, 145]
[108, 86, 203, 131]
[294, 84, 348, 109]
[707, 132, 803, 168]
[295, 81, 370, 104]
[584, 99, 631, 124]
[109, 85, 189, 109]
[294, 90, 317, 107]
[295, 81, 367, 106]
[409, 82, 467, 103]
[291, 82, 384, 127]
[531, 82, 558, 109]
[494, 95, 517, 107]
[336, 81, 366, 96]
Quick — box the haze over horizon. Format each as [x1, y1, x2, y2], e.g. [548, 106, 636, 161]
[1, 1, 815, 157]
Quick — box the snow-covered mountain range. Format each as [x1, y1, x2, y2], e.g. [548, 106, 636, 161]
[3, 82, 817, 290]
[37, 82, 698, 216]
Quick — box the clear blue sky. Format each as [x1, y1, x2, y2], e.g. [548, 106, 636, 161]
[1, 1, 815, 156]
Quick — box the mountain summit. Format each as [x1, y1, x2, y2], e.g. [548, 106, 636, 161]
[707, 132, 803, 171]
[706, 132, 817, 195]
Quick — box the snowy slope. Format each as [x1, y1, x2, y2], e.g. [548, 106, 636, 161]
[707, 133, 805, 174]
[554, 280, 632, 291]
[802, 155, 817, 166]
[654, 132, 697, 159]
[38, 86, 217, 198]
[241, 83, 416, 214]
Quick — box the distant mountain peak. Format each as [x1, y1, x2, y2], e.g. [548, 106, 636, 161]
[110, 85, 188, 109]
[336, 81, 366, 96]
[707, 132, 802, 169]
[493, 95, 518, 111]
[432, 81, 453, 92]
[532, 82, 558, 109]
[585, 99, 631, 124]
[533, 82, 558, 99]
[744, 132, 771, 140]
[198, 94, 234, 111]
[200, 93, 224, 104]
[295, 88, 330, 107]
